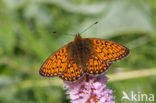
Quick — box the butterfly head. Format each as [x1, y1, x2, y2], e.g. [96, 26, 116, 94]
[74, 33, 82, 42]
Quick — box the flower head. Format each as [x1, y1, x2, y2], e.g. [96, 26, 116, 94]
[64, 74, 115, 103]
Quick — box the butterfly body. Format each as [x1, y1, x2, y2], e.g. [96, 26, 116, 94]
[67, 34, 92, 73]
[39, 33, 129, 81]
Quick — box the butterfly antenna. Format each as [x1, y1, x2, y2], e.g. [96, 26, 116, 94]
[80, 21, 98, 34]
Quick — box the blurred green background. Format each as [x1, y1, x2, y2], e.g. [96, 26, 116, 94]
[0, 0, 156, 103]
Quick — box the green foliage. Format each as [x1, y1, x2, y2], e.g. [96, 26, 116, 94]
[0, 0, 156, 103]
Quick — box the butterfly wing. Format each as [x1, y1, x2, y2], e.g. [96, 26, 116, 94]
[87, 38, 129, 63]
[39, 44, 69, 77]
[85, 53, 111, 75]
[59, 57, 84, 81]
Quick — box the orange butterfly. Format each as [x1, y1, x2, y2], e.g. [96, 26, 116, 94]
[39, 34, 129, 81]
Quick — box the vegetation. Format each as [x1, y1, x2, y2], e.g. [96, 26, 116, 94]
[0, 0, 156, 103]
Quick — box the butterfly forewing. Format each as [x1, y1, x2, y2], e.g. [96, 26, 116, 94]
[39, 45, 69, 77]
[88, 38, 129, 63]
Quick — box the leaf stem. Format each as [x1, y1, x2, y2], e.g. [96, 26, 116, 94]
[19, 68, 156, 88]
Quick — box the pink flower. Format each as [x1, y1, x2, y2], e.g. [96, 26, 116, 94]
[64, 74, 115, 103]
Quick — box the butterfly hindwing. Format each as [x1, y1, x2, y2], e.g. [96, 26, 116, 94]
[85, 53, 111, 75]
[59, 57, 84, 81]
[39, 45, 69, 77]
[88, 38, 129, 63]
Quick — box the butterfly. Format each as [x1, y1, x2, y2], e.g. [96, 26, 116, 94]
[39, 33, 129, 82]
